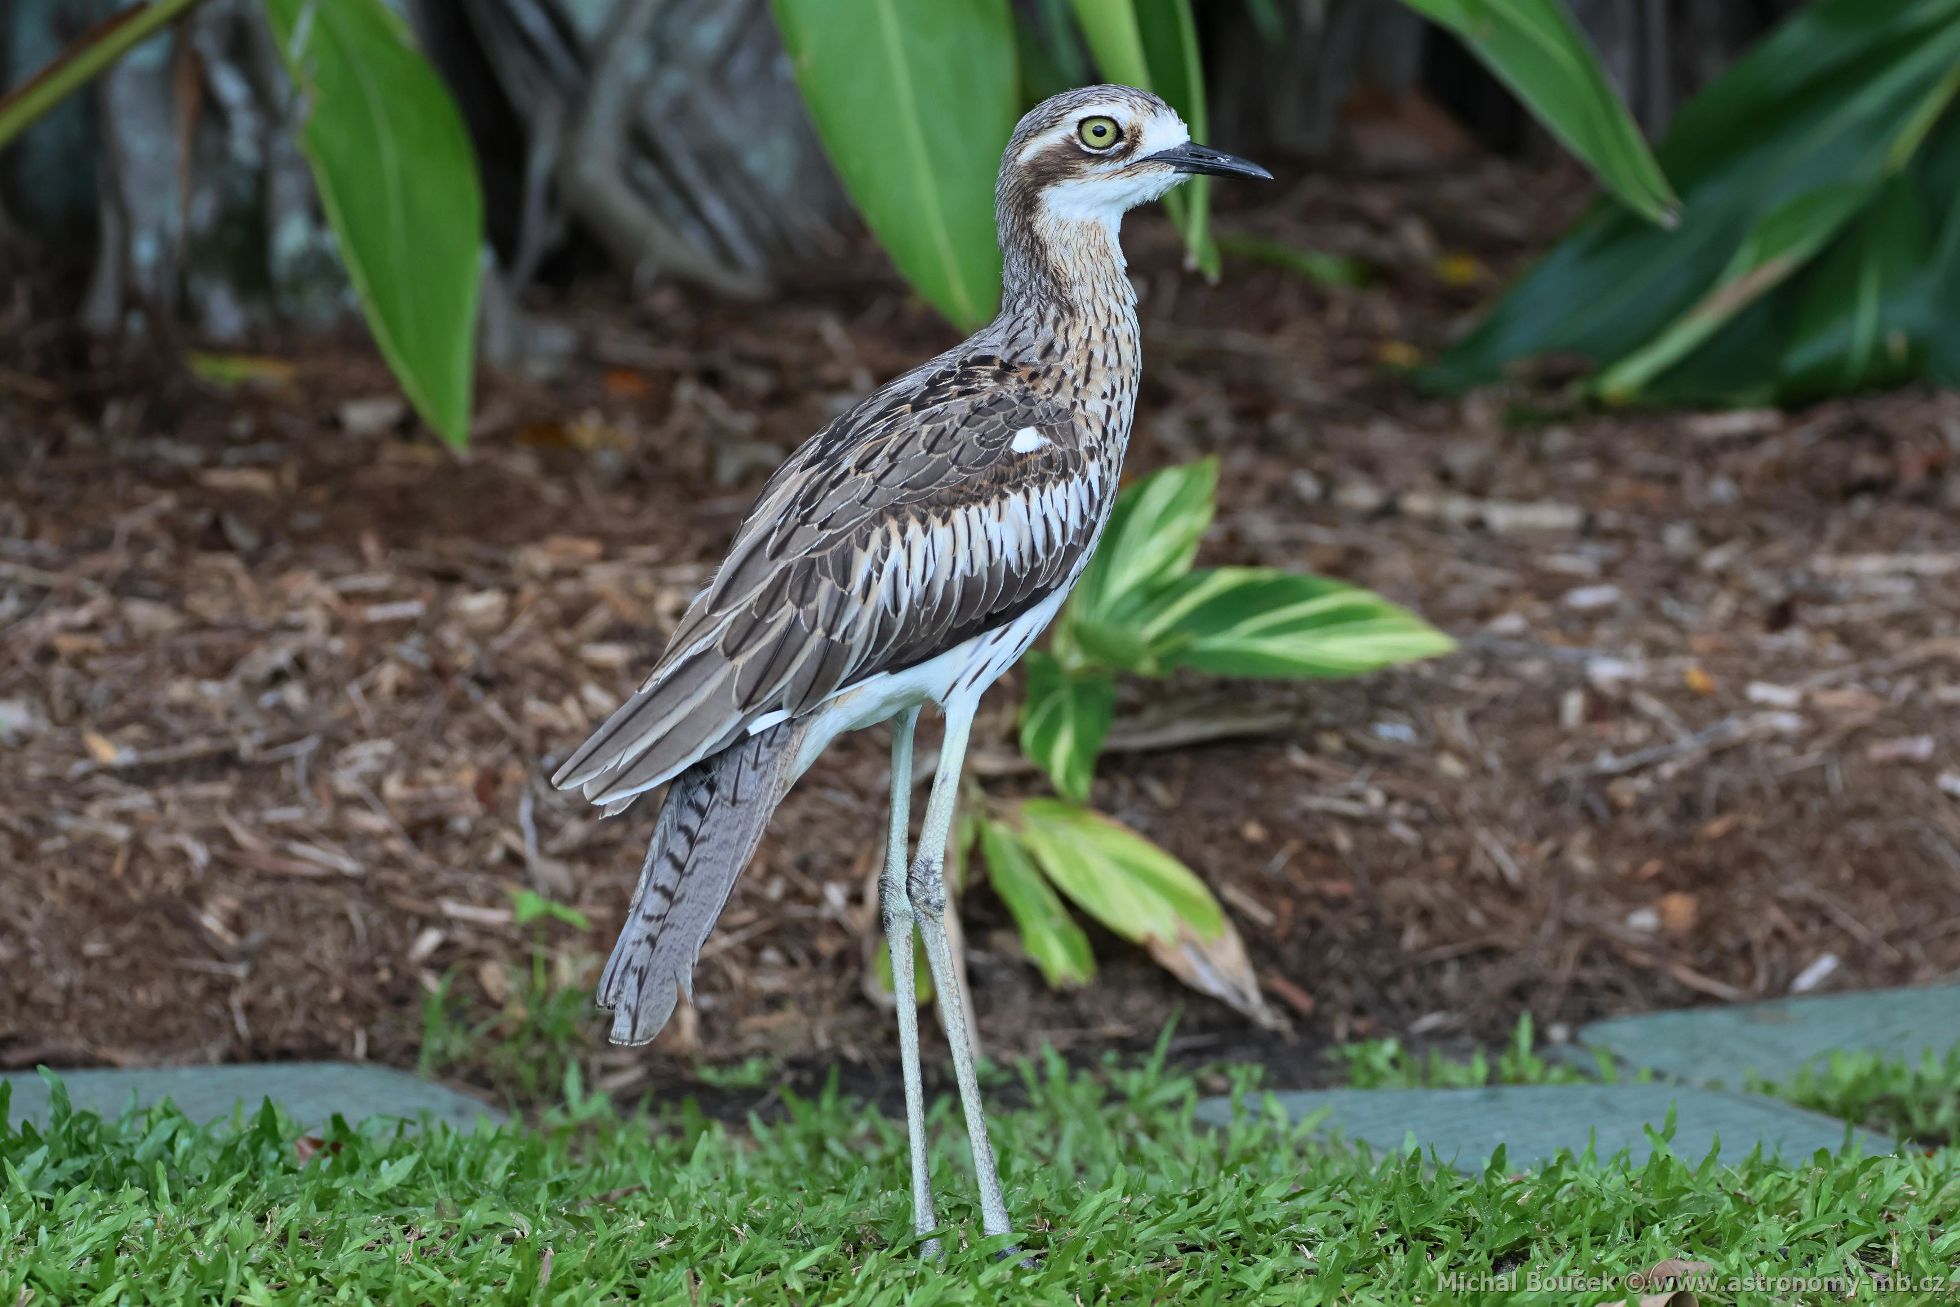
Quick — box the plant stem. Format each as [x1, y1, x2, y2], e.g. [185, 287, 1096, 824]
[0, 0, 210, 152]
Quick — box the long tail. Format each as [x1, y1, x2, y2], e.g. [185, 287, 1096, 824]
[598, 718, 808, 1045]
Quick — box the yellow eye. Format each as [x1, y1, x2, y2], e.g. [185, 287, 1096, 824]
[1077, 116, 1121, 151]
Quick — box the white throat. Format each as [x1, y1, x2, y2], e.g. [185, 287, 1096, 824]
[1029, 112, 1191, 238]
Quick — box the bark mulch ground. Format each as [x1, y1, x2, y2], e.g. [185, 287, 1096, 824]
[2, 159, 1956, 1108]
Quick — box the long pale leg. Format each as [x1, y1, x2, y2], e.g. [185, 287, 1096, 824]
[881, 707, 939, 1252]
[908, 703, 1013, 1240]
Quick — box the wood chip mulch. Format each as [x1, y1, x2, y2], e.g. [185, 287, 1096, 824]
[2, 160, 1956, 1104]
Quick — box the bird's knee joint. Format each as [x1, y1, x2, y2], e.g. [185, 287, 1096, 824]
[906, 858, 946, 918]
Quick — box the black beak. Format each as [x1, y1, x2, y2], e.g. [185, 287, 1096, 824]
[1145, 142, 1273, 181]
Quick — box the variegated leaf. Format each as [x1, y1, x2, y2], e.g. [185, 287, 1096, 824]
[1139, 567, 1455, 678]
[1011, 799, 1272, 1023]
[978, 817, 1095, 987]
[1062, 458, 1217, 642]
[1019, 652, 1116, 802]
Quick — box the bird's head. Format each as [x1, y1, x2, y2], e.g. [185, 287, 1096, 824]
[998, 85, 1271, 229]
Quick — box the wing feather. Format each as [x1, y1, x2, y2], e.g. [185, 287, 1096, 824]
[552, 359, 1104, 805]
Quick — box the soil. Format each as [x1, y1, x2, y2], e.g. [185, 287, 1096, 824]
[2, 158, 1957, 1111]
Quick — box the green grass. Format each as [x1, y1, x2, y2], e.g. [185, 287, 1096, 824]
[418, 951, 600, 1105]
[1333, 1015, 1616, 1090]
[6, 1036, 1960, 1305]
[1757, 1045, 1960, 1147]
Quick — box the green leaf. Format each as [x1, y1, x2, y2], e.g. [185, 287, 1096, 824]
[507, 889, 590, 932]
[1427, 0, 1960, 401]
[1054, 462, 1453, 685]
[1014, 799, 1222, 945]
[0, 0, 205, 151]
[1067, 0, 1216, 274]
[1240, 0, 1284, 43]
[1138, 567, 1456, 678]
[1019, 653, 1116, 802]
[949, 807, 980, 895]
[1595, 182, 1878, 402]
[1063, 458, 1217, 635]
[1012, 799, 1271, 1021]
[1594, 51, 1960, 403]
[771, 0, 1017, 329]
[1765, 176, 1929, 401]
[1135, 0, 1216, 276]
[363, 1153, 418, 1198]
[1061, 617, 1154, 676]
[263, 0, 483, 448]
[1067, 0, 1150, 87]
[1917, 110, 1960, 387]
[1017, 0, 1093, 102]
[870, 935, 933, 1004]
[977, 818, 1095, 987]
[1399, 0, 1676, 226]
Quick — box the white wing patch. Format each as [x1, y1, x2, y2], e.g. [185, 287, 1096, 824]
[745, 708, 791, 735]
[1009, 426, 1050, 454]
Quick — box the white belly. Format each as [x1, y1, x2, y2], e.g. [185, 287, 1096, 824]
[791, 588, 1068, 773]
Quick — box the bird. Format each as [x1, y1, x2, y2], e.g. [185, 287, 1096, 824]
[551, 84, 1270, 1249]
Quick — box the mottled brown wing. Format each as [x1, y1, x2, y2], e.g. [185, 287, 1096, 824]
[552, 360, 1102, 808]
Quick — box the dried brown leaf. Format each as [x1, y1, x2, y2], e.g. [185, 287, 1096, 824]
[477, 959, 511, 1006]
[1637, 1257, 1713, 1283]
[1145, 918, 1283, 1030]
[1655, 891, 1698, 935]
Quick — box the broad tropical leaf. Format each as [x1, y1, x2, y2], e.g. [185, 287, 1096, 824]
[1399, 0, 1676, 226]
[1138, 567, 1455, 678]
[1066, 0, 1150, 89]
[1595, 182, 1878, 401]
[264, 0, 482, 448]
[1429, 0, 1960, 402]
[1064, 458, 1216, 634]
[1018, 0, 1094, 102]
[1134, 0, 1216, 275]
[1019, 653, 1116, 802]
[771, 0, 1017, 328]
[1015, 800, 1220, 946]
[1919, 111, 1960, 387]
[1013, 799, 1270, 1021]
[978, 818, 1095, 986]
[1778, 174, 1930, 400]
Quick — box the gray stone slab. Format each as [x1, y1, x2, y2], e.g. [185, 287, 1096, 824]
[1579, 985, 1960, 1087]
[1194, 1084, 1891, 1172]
[1, 1063, 503, 1134]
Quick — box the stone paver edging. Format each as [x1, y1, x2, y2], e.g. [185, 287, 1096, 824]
[1, 1062, 503, 1134]
[1192, 1083, 1890, 1172]
[1194, 986, 1960, 1171]
[1578, 985, 1960, 1086]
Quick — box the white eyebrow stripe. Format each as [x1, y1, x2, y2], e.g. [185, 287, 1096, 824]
[1009, 426, 1050, 454]
[1134, 114, 1190, 159]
